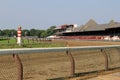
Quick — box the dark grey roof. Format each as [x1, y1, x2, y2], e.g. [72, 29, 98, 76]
[73, 19, 120, 32]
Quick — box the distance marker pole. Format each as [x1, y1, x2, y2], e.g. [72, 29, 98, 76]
[17, 26, 22, 46]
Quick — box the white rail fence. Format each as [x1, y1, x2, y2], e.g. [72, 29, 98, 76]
[1, 45, 120, 54]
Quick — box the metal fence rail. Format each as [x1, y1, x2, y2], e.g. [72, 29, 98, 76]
[1, 45, 120, 54]
[0, 45, 120, 80]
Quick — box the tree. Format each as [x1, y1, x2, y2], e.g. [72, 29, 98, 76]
[10, 29, 17, 37]
[46, 26, 56, 36]
[36, 30, 43, 38]
[22, 29, 30, 36]
[0, 30, 3, 36]
[2, 29, 11, 37]
[0, 25, 56, 37]
[41, 30, 47, 38]
[30, 29, 37, 36]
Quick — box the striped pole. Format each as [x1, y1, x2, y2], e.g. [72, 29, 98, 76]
[17, 26, 22, 46]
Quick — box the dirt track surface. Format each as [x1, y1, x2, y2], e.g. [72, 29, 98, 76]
[0, 40, 120, 80]
[64, 40, 120, 46]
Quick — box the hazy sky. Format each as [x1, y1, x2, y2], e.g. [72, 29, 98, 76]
[0, 0, 120, 30]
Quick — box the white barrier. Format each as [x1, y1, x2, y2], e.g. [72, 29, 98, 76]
[0, 45, 120, 54]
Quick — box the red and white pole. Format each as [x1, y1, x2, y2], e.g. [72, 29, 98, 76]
[17, 26, 22, 46]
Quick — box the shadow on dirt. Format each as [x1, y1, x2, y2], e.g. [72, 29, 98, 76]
[47, 70, 98, 80]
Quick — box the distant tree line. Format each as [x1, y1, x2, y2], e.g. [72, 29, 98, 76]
[0, 26, 56, 38]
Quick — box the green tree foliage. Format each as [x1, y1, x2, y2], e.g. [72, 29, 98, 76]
[30, 29, 36, 36]
[22, 29, 30, 36]
[0, 26, 56, 37]
[0, 29, 17, 37]
[0, 30, 3, 36]
[41, 30, 47, 38]
[46, 26, 56, 36]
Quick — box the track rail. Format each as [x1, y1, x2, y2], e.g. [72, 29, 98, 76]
[0, 45, 120, 54]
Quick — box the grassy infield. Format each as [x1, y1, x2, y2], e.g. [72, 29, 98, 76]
[0, 38, 65, 49]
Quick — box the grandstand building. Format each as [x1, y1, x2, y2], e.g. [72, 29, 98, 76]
[54, 19, 120, 40]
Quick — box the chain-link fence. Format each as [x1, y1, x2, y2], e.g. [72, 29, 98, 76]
[0, 46, 120, 80]
[0, 54, 17, 80]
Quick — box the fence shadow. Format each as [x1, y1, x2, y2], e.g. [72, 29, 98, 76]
[47, 70, 99, 80]
[47, 77, 65, 80]
[47, 67, 120, 80]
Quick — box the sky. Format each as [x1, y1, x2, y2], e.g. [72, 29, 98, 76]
[0, 0, 120, 30]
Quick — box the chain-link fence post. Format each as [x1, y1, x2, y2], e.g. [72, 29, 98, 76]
[101, 49, 109, 70]
[66, 49, 75, 77]
[13, 54, 23, 80]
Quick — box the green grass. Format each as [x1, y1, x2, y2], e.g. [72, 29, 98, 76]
[0, 38, 65, 49]
[0, 38, 17, 44]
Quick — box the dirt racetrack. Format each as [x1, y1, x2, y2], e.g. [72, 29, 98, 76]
[0, 40, 120, 80]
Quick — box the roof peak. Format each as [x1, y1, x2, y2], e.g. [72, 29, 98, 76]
[108, 19, 119, 25]
[86, 19, 98, 26]
[109, 20, 115, 24]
